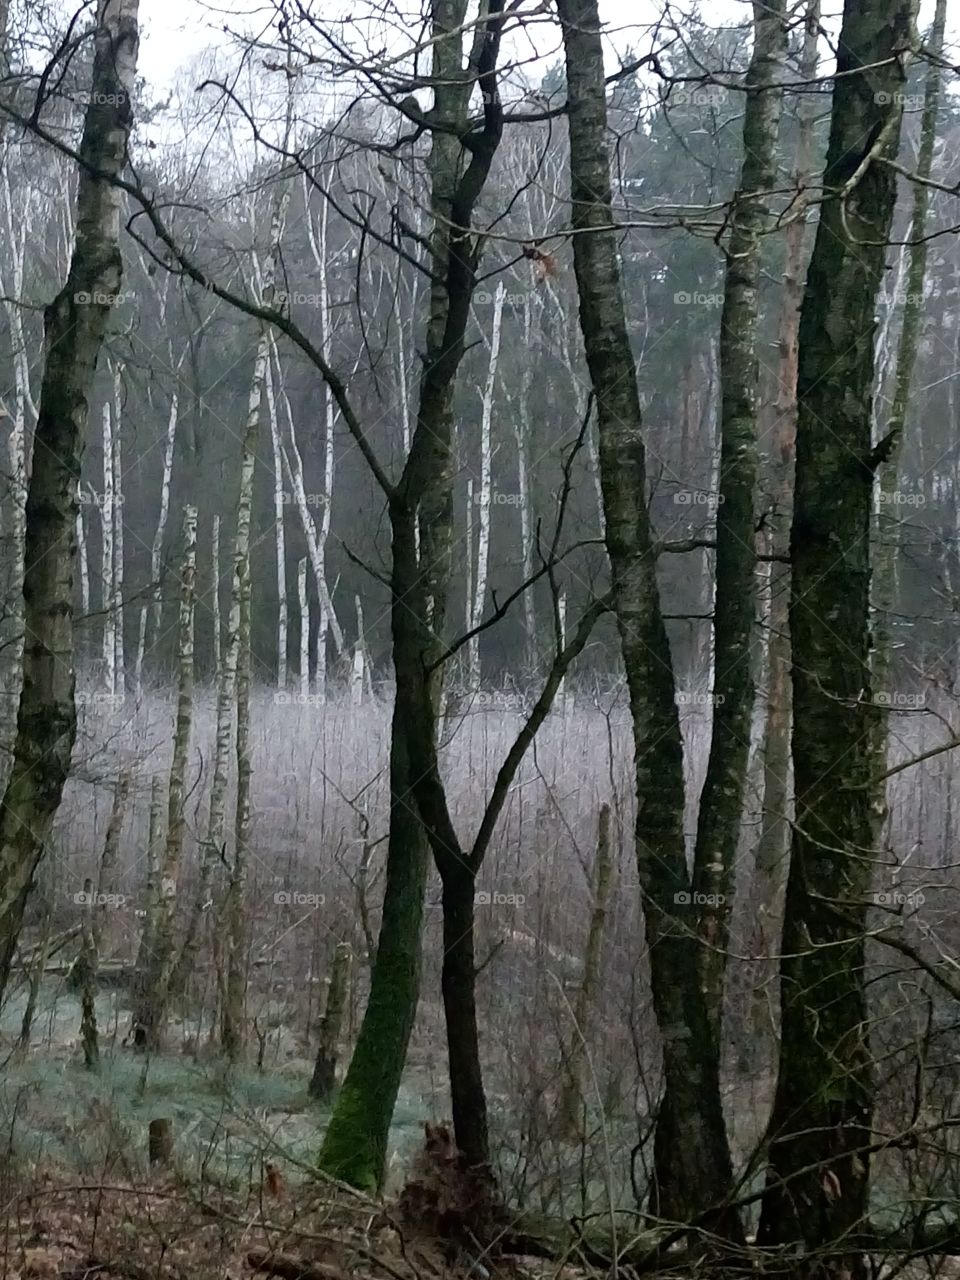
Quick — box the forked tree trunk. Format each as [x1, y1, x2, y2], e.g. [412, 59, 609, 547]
[556, 0, 740, 1237]
[757, 0, 916, 1270]
[0, 0, 140, 1001]
[690, 0, 787, 1038]
[318, 0, 507, 1190]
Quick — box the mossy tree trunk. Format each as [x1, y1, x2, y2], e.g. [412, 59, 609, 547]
[0, 0, 140, 1001]
[556, 0, 741, 1238]
[318, 0, 507, 1189]
[757, 0, 917, 1271]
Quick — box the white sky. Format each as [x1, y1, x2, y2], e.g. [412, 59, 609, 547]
[134, 0, 953, 93]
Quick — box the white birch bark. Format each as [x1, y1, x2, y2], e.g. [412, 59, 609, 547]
[100, 401, 116, 696]
[211, 514, 221, 673]
[355, 593, 373, 700]
[111, 366, 125, 695]
[269, 333, 344, 675]
[468, 279, 504, 689]
[298, 557, 309, 698]
[175, 149, 291, 991]
[76, 482, 90, 618]
[265, 358, 287, 690]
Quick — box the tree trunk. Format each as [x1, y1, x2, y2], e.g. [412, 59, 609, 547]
[556, 0, 740, 1237]
[0, 0, 140, 1002]
[468, 279, 504, 689]
[318, 0, 506, 1190]
[559, 803, 613, 1134]
[133, 505, 196, 1046]
[749, 0, 820, 1062]
[100, 399, 116, 694]
[221, 516, 252, 1060]
[757, 0, 917, 1270]
[135, 389, 178, 695]
[871, 0, 945, 697]
[690, 0, 787, 1038]
[265, 357, 288, 691]
[309, 940, 351, 1102]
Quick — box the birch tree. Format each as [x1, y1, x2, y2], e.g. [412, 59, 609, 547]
[467, 279, 505, 690]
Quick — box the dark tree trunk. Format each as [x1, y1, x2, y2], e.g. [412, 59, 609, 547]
[0, 0, 140, 1000]
[556, 0, 740, 1239]
[318, 2, 506, 1189]
[691, 0, 787, 1035]
[441, 861, 488, 1169]
[309, 941, 351, 1102]
[758, 0, 917, 1272]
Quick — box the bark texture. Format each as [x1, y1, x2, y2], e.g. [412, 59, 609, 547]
[758, 0, 917, 1270]
[0, 0, 140, 1000]
[556, 0, 740, 1236]
[691, 0, 787, 1035]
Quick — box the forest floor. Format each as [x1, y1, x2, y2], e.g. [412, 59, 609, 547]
[0, 1168, 597, 1280]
